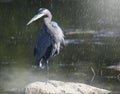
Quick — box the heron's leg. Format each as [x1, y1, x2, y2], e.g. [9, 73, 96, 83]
[45, 60, 49, 84]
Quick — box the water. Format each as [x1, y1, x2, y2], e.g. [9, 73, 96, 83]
[0, 0, 120, 94]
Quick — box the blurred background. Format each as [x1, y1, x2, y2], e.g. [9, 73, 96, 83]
[0, 0, 120, 94]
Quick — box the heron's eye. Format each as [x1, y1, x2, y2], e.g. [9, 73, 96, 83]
[43, 15, 48, 18]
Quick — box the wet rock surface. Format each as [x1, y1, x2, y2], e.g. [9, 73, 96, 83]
[24, 80, 111, 94]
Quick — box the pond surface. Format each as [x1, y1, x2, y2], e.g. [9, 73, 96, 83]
[0, 0, 120, 94]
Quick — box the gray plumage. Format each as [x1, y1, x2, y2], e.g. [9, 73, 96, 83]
[27, 8, 64, 77]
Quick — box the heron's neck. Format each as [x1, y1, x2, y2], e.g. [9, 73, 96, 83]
[44, 17, 51, 25]
[44, 12, 52, 26]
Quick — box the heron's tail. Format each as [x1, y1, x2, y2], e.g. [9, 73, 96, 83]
[39, 58, 47, 69]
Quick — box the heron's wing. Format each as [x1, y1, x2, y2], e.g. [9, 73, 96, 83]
[34, 25, 52, 61]
[51, 21, 65, 44]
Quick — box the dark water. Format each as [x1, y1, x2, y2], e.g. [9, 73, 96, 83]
[0, 0, 120, 94]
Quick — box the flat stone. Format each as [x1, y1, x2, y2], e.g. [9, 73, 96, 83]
[24, 80, 111, 94]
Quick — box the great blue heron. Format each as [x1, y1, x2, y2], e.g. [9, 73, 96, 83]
[27, 8, 64, 82]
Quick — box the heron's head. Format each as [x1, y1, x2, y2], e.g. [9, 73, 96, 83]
[27, 8, 51, 25]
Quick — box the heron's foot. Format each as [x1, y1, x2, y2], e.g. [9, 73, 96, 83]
[45, 79, 50, 85]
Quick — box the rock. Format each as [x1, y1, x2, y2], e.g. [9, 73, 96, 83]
[24, 80, 111, 94]
[107, 63, 120, 71]
[94, 28, 120, 37]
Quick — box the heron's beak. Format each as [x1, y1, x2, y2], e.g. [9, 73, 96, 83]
[27, 13, 44, 25]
